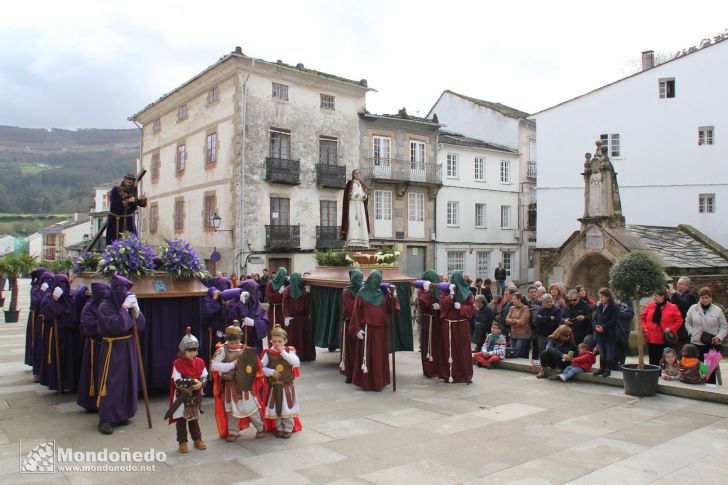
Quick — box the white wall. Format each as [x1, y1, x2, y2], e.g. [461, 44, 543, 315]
[28, 233, 41, 259]
[533, 41, 728, 248]
[0, 235, 15, 255]
[430, 92, 520, 149]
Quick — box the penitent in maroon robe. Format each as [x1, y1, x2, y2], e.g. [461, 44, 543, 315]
[418, 290, 441, 378]
[348, 294, 400, 391]
[282, 288, 316, 362]
[439, 293, 475, 383]
[265, 281, 284, 340]
[340, 288, 359, 381]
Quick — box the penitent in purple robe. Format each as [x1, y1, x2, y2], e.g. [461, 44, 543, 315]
[25, 268, 48, 373]
[34, 272, 54, 382]
[201, 286, 225, 362]
[77, 282, 109, 412]
[96, 275, 146, 423]
[224, 279, 269, 355]
[40, 274, 84, 392]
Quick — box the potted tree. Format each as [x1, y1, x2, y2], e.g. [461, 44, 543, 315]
[609, 251, 666, 396]
[0, 253, 38, 323]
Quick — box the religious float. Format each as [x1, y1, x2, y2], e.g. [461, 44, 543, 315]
[72, 235, 209, 391]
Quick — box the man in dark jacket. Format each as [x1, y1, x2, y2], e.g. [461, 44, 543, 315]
[668, 276, 696, 354]
[471, 294, 495, 350]
[562, 289, 592, 345]
[613, 299, 635, 370]
[494, 263, 507, 296]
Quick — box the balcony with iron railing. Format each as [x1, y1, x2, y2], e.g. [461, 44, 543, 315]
[265, 157, 301, 185]
[316, 164, 347, 189]
[316, 225, 344, 249]
[265, 224, 300, 250]
[360, 157, 442, 185]
[527, 160, 537, 179]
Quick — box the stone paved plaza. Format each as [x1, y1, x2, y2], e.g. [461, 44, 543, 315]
[2, 279, 728, 484]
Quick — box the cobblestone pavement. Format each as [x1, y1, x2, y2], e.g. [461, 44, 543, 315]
[2, 279, 728, 484]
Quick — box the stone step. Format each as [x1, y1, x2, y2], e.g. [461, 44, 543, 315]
[497, 358, 728, 404]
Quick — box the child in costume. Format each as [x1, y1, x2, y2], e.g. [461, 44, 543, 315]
[660, 347, 679, 381]
[262, 325, 302, 438]
[166, 327, 207, 453]
[472, 322, 507, 368]
[210, 321, 266, 442]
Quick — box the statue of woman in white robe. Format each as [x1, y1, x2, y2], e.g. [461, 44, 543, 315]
[340, 169, 370, 248]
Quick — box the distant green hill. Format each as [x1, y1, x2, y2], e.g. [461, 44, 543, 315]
[0, 126, 139, 216]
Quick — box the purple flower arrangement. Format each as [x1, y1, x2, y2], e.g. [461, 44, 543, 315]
[159, 239, 210, 279]
[98, 233, 156, 278]
[74, 251, 101, 274]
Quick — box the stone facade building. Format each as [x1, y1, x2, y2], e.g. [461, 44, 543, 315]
[358, 110, 440, 277]
[131, 47, 369, 275]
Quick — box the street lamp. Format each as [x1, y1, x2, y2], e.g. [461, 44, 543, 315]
[211, 212, 222, 231]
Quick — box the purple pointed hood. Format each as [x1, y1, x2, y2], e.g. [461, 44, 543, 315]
[207, 286, 219, 297]
[212, 277, 231, 291]
[53, 274, 71, 295]
[39, 271, 55, 290]
[109, 274, 134, 308]
[239, 279, 260, 307]
[91, 282, 110, 302]
[31, 267, 49, 286]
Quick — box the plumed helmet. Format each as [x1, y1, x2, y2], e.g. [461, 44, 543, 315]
[225, 320, 243, 339]
[270, 324, 287, 340]
[178, 326, 199, 352]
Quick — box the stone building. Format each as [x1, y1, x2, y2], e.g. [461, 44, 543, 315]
[358, 110, 441, 277]
[130, 47, 370, 275]
[427, 90, 537, 283]
[539, 141, 728, 304]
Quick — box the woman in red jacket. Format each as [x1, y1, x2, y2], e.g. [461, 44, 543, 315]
[641, 288, 683, 366]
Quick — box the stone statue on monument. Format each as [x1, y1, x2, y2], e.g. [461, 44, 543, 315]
[581, 140, 624, 228]
[340, 169, 370, 248]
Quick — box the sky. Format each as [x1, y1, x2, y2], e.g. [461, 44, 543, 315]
[1, 0, 726, 129]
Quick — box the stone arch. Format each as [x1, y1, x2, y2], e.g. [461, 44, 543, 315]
[567, 252, 615, 297]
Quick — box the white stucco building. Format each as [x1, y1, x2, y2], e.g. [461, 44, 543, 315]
[530, 41, 728, 251]
[428, 90, 537, 282]
[433, 133, 522, 282]
[131, 47, 369, 275]
[0, 234, 15, 257]
[38, 214, 90, 261]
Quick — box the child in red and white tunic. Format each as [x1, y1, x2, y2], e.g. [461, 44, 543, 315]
[262, 325, 302, 438]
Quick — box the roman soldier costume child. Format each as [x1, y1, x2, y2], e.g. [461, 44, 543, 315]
[210, 321, 266, 441]
[262, 325, 302, 438]
[166, 327, 207, 453]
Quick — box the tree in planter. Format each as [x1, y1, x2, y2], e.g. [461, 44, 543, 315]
[608, 251, 666, 369]
[0, 253, 38, 315]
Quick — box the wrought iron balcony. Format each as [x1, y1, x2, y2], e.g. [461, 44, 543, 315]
[527, 204, 537, 231]
[527, 160, 537, 179]
[265, 224, 300, 250]
[316, 225, 344, 249]
[316, 164, 347, 189]
[360, 157, 441, 185]
[265, 157, 301, 185]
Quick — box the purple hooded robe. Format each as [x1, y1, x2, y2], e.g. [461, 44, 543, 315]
[40, 274, 83, 391]
[32, 271, 54, 378]
[25, 267, 48, 371]
[96, 275, 146, 423]
[76, 282, 109, 412]
[224, 279, 268, 355]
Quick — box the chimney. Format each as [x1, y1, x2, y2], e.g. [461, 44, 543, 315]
[641, 50, 654, 71]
